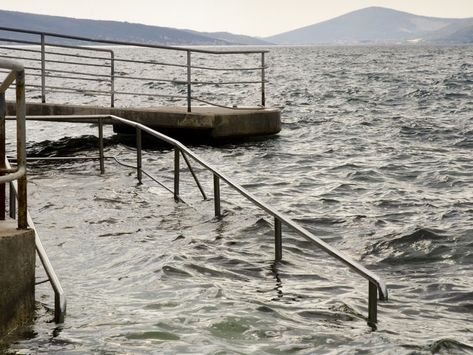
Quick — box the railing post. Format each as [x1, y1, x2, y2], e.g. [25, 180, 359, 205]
[16, 69, 27, 229]
[40, 33, 46, 103]
[274, 217, 282, 261]
[98, 118, 105, 174]
[9, 182, 15, 219]
[261, 52, 266, 107]
[186, 50, 192, 113]
[368, 281, 378, 328]
[213, 174, 221, 218]
[0, 93, 5, 220]
[110, 51, 115, 108]
[136, 127, 142, 184]
[174, 148, 180, 201]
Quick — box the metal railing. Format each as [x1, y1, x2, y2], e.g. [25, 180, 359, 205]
[0, 26, 268, 111]
[19, 114, 388, 328]
[0, 58, 27, 228]
[0, 59, 66, 323]
[6, 159, 66, 324]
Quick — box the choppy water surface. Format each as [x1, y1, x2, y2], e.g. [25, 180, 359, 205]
[5, 46, 473, 354]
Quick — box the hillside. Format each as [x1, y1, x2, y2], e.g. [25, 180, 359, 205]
[0, 9, 264, 45]
[266, 7, 473, 44]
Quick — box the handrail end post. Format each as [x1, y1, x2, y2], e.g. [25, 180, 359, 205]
[368, 281, 378, 329]
[213, 174, 221, 218]
[274, 217, 282, 261]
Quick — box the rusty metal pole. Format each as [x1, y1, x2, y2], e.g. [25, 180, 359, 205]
[110, 51, 115, 108]
[0, 92, 5, 220]
[40, 33, 46, 103]
[174, 148, 180, 201]
[368, 281, 378, 329]
[15, 69, 27, 229]
[136, 127, 142, 184]
[261, 52, 266, 107]
[98, 118, 105, 174]
[186, 50, 192, 113]
[213, 174, 221, 218]
[274, 217, 282, 261]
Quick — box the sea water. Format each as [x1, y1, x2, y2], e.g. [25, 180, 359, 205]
[3, 45, 473, 354]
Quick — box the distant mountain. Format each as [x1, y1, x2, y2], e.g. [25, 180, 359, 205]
[185, 30, 272, 46]
[0, 10, 266, 46]
[266, 7, 473, 44]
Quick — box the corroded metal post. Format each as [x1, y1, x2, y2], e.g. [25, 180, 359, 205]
[0, 93, 5, 220]
[136, 127, 142, 184]
[261, 52, 266, 107]
[186, 50, 192, 113]
[16, 69, 27, 229]
[368, 281, 378, 328]
[213, 174, 221, 218]
[174, 148, 180, 201]
[40, 33, 46, 103]
[274, 217, 282, 261]
[98, 118, 105, 174]
[110, 51, 115, 108]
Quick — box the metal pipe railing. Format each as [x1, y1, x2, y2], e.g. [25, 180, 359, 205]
[0, 26, 268, 111]
[0, 58, 27, 228]
[18, 114, 388, 327]
[6, 160, 66, 324]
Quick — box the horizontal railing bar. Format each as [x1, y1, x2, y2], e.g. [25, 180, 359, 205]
[113, 57, 187, 68]
[0, 26, 269, 55]
[11, 84, 111, 97]
[44, 73, 110, 83]
[16, 112, 388, 301]
[16, 71, 110, 83]
[0, 54, 41, 62]
[0, 37, 40, 45]
[113, 74, 183, 84]
[44, 42, 114, 54]
[113, 57, 263, 72]
[190, 97, 263, 110]
[114, 90, 187, 99]
[44, 50, 111, 61]
[0, 46, 41, 54]
[191, 80, 264, 85]
[191, 65, 266, 71]
[40, 68, 110, 78]
[44, 58, 110, 68]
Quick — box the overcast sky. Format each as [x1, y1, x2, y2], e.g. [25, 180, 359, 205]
[2, 0, 473, 37]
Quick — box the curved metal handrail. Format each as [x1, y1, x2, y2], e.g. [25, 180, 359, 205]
[20, 113, 388, 327]
[0, 58, 27, 228]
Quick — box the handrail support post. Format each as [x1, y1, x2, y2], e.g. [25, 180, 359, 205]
[368, 281, 378, 328]
[213, 174, 221, 218]
[40, 33, 46, 103]
[98, 118, 105, 174]
[274, 217, 282, 261]
[186, 50, 192, 113]
[136, 127, 142, 184]
[174, 148, 180, 201]
[261, 52, 266, 107]
[0, 92, 5, 220]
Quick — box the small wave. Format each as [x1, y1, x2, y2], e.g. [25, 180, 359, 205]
[27, 135, 119, 157]
[364, 228, 451, 264]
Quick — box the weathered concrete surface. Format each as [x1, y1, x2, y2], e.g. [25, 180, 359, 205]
[6, 102, 281, 141]
[0, 220, 35, 338]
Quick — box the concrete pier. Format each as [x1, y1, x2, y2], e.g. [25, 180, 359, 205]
[0, 220, 35, 338]
[7, 102, 281, 141]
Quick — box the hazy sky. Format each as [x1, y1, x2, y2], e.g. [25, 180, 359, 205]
[2, 0, 473, 37]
